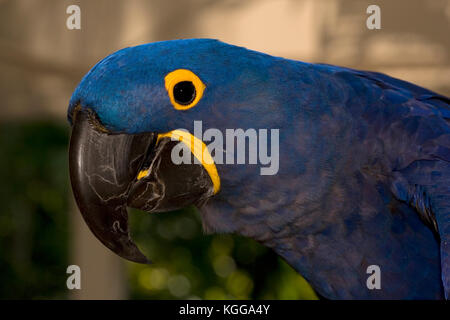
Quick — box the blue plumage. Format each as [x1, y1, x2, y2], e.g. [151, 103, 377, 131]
[69, 39, 450, 299]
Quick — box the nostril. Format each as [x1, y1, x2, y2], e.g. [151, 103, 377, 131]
[69, 105, 112, 133]
[85, 109, 111, 133]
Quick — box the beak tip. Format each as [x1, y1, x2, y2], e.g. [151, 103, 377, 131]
[129, 256, 151, 265]
[100, 232, 151, 265]
[126, 252, 151, 265]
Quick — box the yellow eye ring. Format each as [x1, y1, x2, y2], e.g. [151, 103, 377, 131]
[164, 69, 206, 110]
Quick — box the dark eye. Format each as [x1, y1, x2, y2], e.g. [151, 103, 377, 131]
[173, 81, 196, 105]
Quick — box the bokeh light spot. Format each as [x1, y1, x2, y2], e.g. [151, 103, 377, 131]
[167, 274, 191, 297]
[213, 255, 236, 278]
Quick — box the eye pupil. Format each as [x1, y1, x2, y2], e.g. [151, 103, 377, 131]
[173, 81, 196, 105]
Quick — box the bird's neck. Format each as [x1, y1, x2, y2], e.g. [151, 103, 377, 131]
[200, 172, 443, 299]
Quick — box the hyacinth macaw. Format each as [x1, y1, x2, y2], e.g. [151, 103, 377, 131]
[67, 39, 450, 299]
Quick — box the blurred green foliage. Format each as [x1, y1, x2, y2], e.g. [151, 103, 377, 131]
[128, 207, 318, 300]
[0, 121, 70, 299]
[0, 121, 317, 300]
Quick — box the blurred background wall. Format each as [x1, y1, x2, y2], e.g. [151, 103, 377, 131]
[0, 0, 449, 299]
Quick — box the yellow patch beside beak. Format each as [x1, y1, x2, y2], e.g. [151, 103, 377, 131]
[136, 169, 150, 180]
[137, 130, 220, 194]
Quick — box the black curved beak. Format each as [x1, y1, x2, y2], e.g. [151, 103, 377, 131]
[69, 109, 214, 263]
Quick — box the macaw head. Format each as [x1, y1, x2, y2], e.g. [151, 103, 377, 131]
[68, 39, 314, 263]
